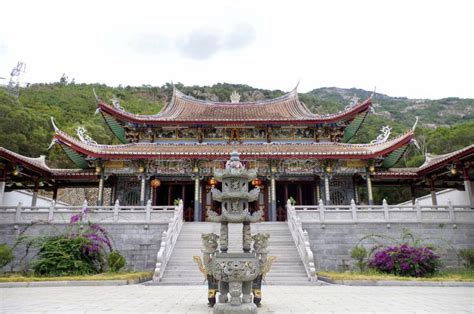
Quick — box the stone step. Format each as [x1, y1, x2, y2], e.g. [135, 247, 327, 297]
[159, 222, 309, 285]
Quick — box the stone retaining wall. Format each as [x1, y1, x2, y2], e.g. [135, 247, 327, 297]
[0, 223, 168, 272]
[302, 222, 474, 271]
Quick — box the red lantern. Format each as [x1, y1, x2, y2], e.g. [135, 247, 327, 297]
[252, 178, 262, 187]
[150, 178, 161, 189]
[208, 177, 218, 187]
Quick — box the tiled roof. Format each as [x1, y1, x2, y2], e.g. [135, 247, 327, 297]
[0, 147, 95, 178]
[53, 127, 414, 160]
[97, 87, 372, 124]
[417, 145, 474, 174]
[373, 145, 474, 178]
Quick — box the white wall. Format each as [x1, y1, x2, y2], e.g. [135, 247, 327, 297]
[2, 190, 69, 207]
[399, 183, 473, 206]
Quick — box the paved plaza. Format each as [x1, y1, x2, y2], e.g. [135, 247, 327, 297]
[0, 285, 473, 313]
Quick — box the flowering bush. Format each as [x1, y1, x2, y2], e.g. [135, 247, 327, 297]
[32, 205, 114, 276]
[368, 244, 440, 277]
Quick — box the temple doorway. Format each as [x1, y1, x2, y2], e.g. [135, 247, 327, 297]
[276, 181, 317, 221]
[153, 182, 195, 221]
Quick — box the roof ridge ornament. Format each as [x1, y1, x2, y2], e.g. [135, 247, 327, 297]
[370, 125, 392, 144]
[345, 95, 360, 110]
[76, 126, 98, 145]
[230, 90, 241, 103]
[111, 95, 124, 111]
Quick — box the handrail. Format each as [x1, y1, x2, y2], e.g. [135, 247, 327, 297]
[153, 200, 184, 282]
[286, 200, 317, 282]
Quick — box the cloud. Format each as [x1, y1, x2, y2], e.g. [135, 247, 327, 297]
[177, 30, 221, 60]
[221, 24, 256, 50]
[177, 24, 256, 60]
[0, 41, 7, 55]
[128, 32, 171, 54]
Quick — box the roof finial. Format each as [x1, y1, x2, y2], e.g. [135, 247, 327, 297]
[371, 86, 376, 98]
[412, 116, 419, 131]
[50, 117, 59, 133]
[93, 88, 100, 101]
[47, 138, 57, 150]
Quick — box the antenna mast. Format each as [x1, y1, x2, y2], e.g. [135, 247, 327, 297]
[8, 61, 27, 97]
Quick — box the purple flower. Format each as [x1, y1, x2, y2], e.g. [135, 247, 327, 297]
[70, 214, 81, 224]
[369, 244, 440, 277]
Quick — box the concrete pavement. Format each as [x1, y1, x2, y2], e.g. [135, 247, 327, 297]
[1, 285, 473, 313]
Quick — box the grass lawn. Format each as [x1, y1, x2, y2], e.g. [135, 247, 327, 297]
[318, 270, 474, 282]
[0, 271, 153, 283]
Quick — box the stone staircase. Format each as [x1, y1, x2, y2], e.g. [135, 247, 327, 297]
[157, 222, 312, 285]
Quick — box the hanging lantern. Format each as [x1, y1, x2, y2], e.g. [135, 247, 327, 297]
[12, 168, 20, 176]
[368, 165, 376, 173]
[252, 178, 262, 187]
[150, 178, 161, 189]
[95, 166, 102, 174]
[325, 165, 332, 173]
[138, 166, 145, 173]
[208, 177, 218, 187]
[449, 165, 457, 176]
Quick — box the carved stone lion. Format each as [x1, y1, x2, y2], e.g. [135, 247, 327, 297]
[201, 233, 219, 253]
[252, 233, 270, 253]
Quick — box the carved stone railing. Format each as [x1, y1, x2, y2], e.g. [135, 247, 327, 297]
[0, 200, 176, 224]
[294, 199, 474, 224]
[286, 200, 317, 282]
[153, 200, 184, 282]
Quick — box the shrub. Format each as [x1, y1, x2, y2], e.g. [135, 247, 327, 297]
[107, 251, 126, 272]
[458, 248, 474, 270]
[369, 244, 440, 277]
[32, 236, 99, 276]
[31, 206, 113, 276]
[0, 244, 14, 269]
[350, 246, 368, 272]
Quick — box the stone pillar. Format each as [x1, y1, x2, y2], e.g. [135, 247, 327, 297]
[52, 185, 58, 202]
[410, 184, 416, 205]
[0, 181, 5, 205]
[315, 181, 320, 204]
[139, 175, 146, 206]
[97, 173, 105, 206]
[194, 176, 201, 221]
[220, 222, 228, 252]
[353, 176, 359, 204]
[242, 222, 251, 252]
[270, 174, 276, 221]
[324, 174, 330, 205]
[430, 179, 437, 206]
[31, 179, 39, 207]
[366, 174, 374, 206]
[462, 167, 473, 208]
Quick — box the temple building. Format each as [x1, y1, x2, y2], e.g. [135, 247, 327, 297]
[1, 86, 473, 221]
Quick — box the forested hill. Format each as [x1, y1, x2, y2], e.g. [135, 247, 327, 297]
[0, 82, 473, 168]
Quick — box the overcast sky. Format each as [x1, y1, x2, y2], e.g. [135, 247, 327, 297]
[0, 0, 473, 99]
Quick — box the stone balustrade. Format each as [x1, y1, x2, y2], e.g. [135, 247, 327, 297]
[0, 200, 176, 224]
[294, 199, 474, 224]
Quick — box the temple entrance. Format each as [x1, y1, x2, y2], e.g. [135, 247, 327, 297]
[276, 181, 317, 221]
[153, 182, 195, 221]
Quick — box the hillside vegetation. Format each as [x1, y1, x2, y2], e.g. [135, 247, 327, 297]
[0, 82, 473, 169]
